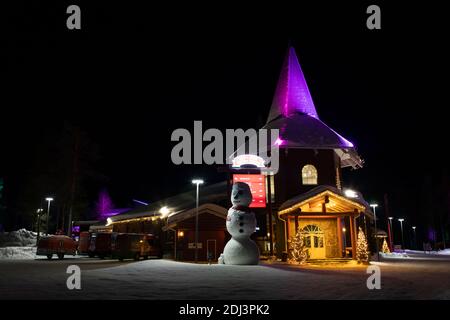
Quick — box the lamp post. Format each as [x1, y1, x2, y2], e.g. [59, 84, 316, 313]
[36, 208, 43, 242]
[388, 217, 394, 250]
[192, 179, 204, 263]
[398, 218, 405, 250]
[342, 227, 347, 257]
[370, 203, 379, 261]
[45, 197, 54, 235]
[412, 226, 417, 250]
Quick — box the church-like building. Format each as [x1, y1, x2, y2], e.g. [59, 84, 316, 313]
[264, 47, 373, 260]
[91, 46, 374, 262]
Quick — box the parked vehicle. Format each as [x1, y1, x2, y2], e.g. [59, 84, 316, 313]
[88, 232, 112, 259]
[77, 231, 91, 255]
[36, 235, 77, 260]
[111, 233, 162, 261]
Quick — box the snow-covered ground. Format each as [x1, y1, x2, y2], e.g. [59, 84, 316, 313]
[0, 247, 37, 259]
[1, 255, 450, 299]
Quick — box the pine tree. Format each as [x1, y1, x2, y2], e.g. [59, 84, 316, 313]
[356, 227, 370, 263]
[381, 238, 391, 253]
[289, 231, 308, 264]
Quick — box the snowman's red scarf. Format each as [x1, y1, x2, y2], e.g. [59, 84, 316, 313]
[231, 205, 251, 213]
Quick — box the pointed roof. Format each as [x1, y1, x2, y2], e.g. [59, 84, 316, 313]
[267, 47, 319, 123]
[263, 47, 363, 168]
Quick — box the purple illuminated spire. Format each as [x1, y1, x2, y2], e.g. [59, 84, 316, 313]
[267, 47, 318, 123]
[96, 189, 114, 219]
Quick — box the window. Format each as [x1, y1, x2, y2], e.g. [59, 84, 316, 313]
[301, 224, 322, 234]
[302, 164, 318, 185]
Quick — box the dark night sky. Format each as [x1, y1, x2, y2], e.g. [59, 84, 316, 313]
[1, 2, 448, 233]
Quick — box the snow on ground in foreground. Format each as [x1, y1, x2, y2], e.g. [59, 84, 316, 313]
[76, 259, 450, 300]
[0, 246, 36, 259]
[79, 260, 375, 300]
[2, 257, 450, 299]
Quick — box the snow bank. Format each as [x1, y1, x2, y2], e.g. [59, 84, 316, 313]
[380, 252, 409, 259]
[0, 229, 38, 247]
[437, 249, 450, 255]
[0, 246, 36, 259]
[405, 249, 450, 256]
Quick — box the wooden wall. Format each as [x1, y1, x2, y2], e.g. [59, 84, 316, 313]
[174, 212, 229, 261]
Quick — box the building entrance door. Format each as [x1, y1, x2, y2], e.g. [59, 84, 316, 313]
[206, 239, 217, 261]
[302, 225, 326, 259]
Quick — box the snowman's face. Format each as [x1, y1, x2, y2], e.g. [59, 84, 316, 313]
[226, 209, 256, 238]
[231, 182, 252, 207]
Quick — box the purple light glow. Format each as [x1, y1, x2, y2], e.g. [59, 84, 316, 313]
[96, 189, 114, 219]
[267, 47, 319, 123]
[326, 124, 355, 148]
[101, 208, 131, 218]
[428, 228, 436, 242]
[274, 137, 285, 146]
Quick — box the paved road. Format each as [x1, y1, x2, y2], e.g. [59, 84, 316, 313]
[1, 254, 450, 299]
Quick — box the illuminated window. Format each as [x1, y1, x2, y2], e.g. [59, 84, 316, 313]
[302, 164, 318, 185]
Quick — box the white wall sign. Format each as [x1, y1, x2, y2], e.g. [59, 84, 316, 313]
[188, 243, 203, 249]
[232, 154, 266, 168]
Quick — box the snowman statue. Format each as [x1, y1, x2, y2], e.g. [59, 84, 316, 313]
[218, 182, 260, 265]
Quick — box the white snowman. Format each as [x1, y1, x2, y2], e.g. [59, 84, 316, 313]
[218, 182, 260, 265]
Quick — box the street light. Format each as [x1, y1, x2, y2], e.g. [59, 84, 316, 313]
[412, 226, 417, 250]
[36, 208, 43, 242]
[370, 203, 379, 260]
[45, 197, 54, 235]
[342, 227, 347, 257]
[388, 217, 394, 251]
[192, 179, 204, 263]
[398, 218, 405, 250]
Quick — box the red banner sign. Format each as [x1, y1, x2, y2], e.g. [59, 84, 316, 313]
[233, 174, 266, 208]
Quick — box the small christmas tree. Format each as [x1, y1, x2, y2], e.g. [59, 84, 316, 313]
[289, 231, 308, 264]
[381, 238, 391, 253]
[356, 227, 369, 264]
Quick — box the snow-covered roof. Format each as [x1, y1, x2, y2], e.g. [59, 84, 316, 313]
[278, 185, 373, 217]
[264, 113, 355, 149]
[109, 181, 229, 223]
[263, 47, 363, 169]
[72, 220, 100, 226]
[163, 203, 227, 230]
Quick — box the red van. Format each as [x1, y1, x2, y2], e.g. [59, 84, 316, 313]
[77, 231, 91, 255]
[37, 235, 77, 260]
[88, 232, 112, 259]
[111, 233, 162, 261]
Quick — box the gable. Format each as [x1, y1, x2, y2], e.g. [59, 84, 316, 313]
[278, 189, 367, 216]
